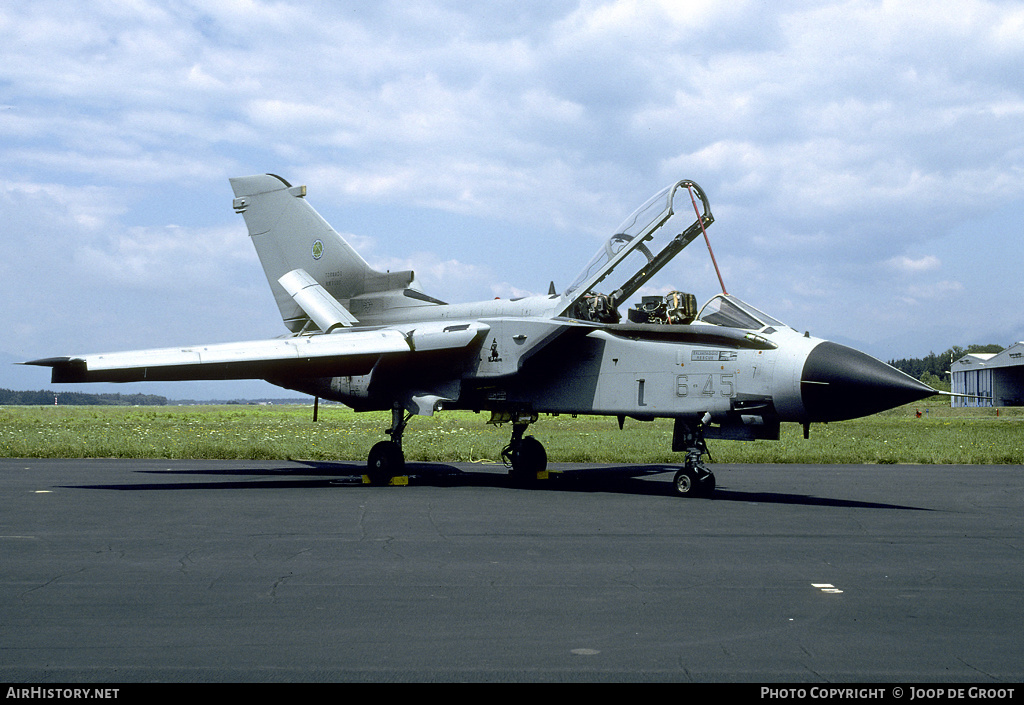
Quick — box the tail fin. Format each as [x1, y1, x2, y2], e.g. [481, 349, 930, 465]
[229, 174, 440, 332]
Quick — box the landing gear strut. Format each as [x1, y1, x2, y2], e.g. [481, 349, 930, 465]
[671, 419, 716, 498]
[500, 416, 547, 484]
[366, 405, 411, 485]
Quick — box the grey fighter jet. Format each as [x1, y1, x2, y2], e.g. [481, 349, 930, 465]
[27, 174, 937, 496]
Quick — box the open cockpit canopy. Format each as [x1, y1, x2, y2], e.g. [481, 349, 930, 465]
[561, 181, 712, 325]
[560, 179, 793, 334]
[560, 179, 714, 321]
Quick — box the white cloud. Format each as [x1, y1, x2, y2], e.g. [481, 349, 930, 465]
[887, 254, 941, 273]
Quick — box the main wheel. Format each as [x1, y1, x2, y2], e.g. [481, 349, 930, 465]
[508, 435, 547, 483]
[367, 441, 405, 485]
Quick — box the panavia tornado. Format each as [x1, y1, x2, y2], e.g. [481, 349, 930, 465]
[27, 174, 938, 496]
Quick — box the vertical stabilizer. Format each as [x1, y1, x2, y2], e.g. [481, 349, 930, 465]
[230, 174, 432, 332]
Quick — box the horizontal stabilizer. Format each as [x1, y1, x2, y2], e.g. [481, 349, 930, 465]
[278, 268, 358, 332]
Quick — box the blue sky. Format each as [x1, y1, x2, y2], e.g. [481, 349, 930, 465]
[2, 0, 1023, 399]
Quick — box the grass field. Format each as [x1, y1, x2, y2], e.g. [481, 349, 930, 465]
[1, 396, 1021, 465]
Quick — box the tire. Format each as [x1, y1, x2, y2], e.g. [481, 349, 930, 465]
[673, 466, 715, 498]
[367, 441, 404, 485]
[509, 435, 547, 483]
[673, 468, 698, 496]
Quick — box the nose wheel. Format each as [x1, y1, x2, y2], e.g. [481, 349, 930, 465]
[671, 419, 716, 498]
[672, 463, 716, 497]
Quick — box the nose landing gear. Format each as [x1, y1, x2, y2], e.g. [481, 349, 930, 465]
[671, 418, 716, 498]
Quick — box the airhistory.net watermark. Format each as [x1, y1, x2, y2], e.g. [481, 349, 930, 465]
[6, 689, 118, 700]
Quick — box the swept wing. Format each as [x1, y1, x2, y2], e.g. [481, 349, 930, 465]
[26, 322, 488, 383]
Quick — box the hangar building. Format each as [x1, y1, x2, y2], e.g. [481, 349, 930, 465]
[950, 342, 1024, 407]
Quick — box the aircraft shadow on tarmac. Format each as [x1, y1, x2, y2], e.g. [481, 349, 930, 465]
[61, 461, 928, 511]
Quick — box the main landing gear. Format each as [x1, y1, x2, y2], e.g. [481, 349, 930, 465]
[365, 406, 550, 487]
[366, 406, 411, 485]
[500, 419, 548, 484]
[671, 418, 716, 498]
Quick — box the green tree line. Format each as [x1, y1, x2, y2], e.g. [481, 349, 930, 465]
[0, 388, 168, 406]
[889, 344, 1004, 384]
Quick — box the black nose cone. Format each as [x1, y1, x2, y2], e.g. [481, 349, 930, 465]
[801, 341, 937, 422]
